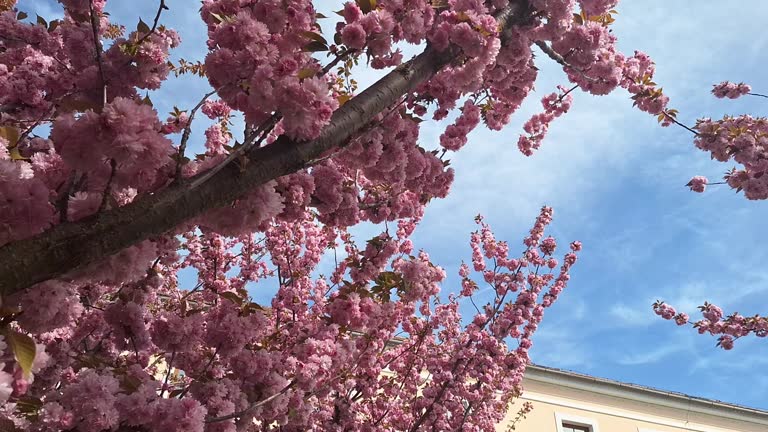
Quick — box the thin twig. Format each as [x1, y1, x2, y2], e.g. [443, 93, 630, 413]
[205, 380, 296, 423]
[15, 110, 53, 146]
[98, 159, 117, 213]
[314, 96, 408, 164]
[177, 345, 219, 399]
[56, 171, 80, 223]
[188, 113, 280, 190]
[160, 350, 176, 397]
[322, 48, 356, 76]
[88, 0, 107, 106]
[135, 0, 169, 46]
[534, 40, 598, 83]
[179, 282, 204, 301]
[748, 92, 768, 99]
[553, 84, 579, 105]
[188, 50, 353, 189]
[129, 334, 140, 363]
[663, 111, 699, 136]
[174, 90, 217, 182]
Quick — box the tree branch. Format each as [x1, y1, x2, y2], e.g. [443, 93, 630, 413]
[98, 159, 117, 213]
[188, 49, 354, 189]
[88, 0, 107, 106]
[0, 0, 532, 295]
[534, 40, 598, 83]
[205, 380, 295, 423]
[135, 0, 169, 46]
[175, 90, 216, 182]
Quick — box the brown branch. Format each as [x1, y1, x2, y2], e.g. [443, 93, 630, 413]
[534, 40, 598, 83]
[98, 159, 117, 213]
[160, 349, 176, 398]
[663, 111, 699, 136]
[205, 380, 295, 423]
[0, 0, 532, 295]
[88, 0, 107, 106]
[188, 113, 280, 190]
[175, 90, 217, 182]
[322, 48, 356, 76]
[188, 49, 353, 189]
[56, 171, 77, 223]
[135, 0, 169, 46]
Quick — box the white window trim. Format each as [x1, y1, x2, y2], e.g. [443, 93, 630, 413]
[555, 412, 600, 432]
[638, 429, 664, 432]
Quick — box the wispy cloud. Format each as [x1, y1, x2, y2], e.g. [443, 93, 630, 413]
[529, 326, 591, 369]
[609, 303, 655, 328]
[617, 343, 687, 366]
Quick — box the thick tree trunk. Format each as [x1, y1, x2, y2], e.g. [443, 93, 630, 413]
[0, 0, 531, 295]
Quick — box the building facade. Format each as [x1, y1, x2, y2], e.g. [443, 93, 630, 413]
[498, 365, 768, 432]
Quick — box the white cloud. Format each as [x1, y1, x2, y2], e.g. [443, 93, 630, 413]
[609, 303, 655, 328]
[529, 326, 591, 369]
[617, 343, 687, 366]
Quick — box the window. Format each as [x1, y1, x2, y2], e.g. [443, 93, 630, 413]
[562, 424, 591, 432]
[555, 413, 599, 432]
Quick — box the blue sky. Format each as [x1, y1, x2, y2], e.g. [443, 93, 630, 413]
[22, 0, 768, 410]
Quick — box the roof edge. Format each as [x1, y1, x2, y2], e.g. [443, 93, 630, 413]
[524, 364, 768, 426]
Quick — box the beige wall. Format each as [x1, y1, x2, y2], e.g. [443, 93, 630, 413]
[497, 378, 767, 432]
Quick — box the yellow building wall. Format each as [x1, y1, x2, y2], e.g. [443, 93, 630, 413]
[497, 379, 766, 432]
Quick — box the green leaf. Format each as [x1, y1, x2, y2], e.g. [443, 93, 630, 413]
[356, 0, 377, 14]
[120, 374, 142, 393]
[337, 94, 352, 106]
[572, 13, 583, 25]
[5, 330, 36, 377]
[186, 308, 204, 316]
[316, 12, 328, 19]
[17, 11, 28, 21]
[0, 126, 20, 147]
[48, 20, 60, 33]
[36, 15, 47, 27]
[137, 18, 151, 34]
[211, 12, 234, 24]
[141, 94, 153, 107]
[300, 31, 328, 46]
[246, 302, 265, 311]
[303, 40, 329, 52]
[297, 68, 317, 80]
[220, 291, 244, 305]
[210, 12, 225, 23]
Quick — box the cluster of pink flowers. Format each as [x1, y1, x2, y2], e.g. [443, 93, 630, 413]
[440, 100, 482, 151]
[693, 115, 768, 200]
[621, 51, 669, 115]
[0, 0, 704, 429]
[579, 0, 619, 16]
[552, 21, 622, 95]
[687, 175, 708, 193]
[655, 301, 768, 350]
[201, 0, 338, 140]
[712, 81, 752, 99]
[518, 87, 574, 156]
[0, 190, 580, 431]
[201, 99, 232, 119]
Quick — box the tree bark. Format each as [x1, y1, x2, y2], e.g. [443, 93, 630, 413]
[0, 0, 531, 295]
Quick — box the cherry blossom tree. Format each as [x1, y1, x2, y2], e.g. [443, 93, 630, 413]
[0, 0, 676, 429]
[654, 82, 768, 351]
